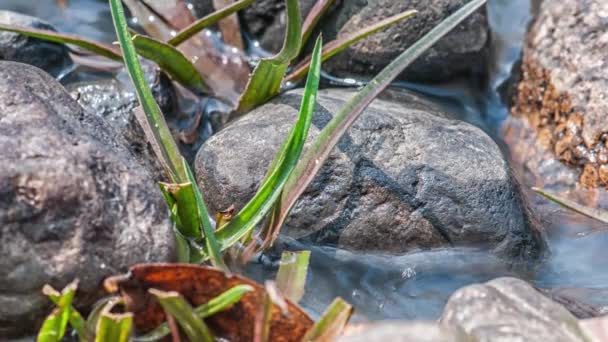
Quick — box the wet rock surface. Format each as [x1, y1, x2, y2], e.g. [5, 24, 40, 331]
[338, 322, 469, 342]
[0, 10, 72, 76]
[66, 61, 176, 175]
[317, 0, 489, 82]
[195, 88, 545, 260]
[539, 287, 608, 319]
[440, 277, 590, 342]
[506, 0, 608, 189]
[0, 62, 175, 338]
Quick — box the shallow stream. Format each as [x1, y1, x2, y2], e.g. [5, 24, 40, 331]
[2, 0, 606, 323]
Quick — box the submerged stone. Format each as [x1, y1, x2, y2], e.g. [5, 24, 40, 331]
[506, 0, 608, 189]
[0, 10, 72, 77]
[0, 62, 175, 338]
[195, 88, 545, 261]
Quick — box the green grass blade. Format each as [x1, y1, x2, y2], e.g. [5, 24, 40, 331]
[533, 187, 608, 224]
[160, 182, 202, 238]
[214, 36, 323, 252]
[44, 282, 86, 342]
[149, 289, 214, 342]
[301, 298, 353, 341]
[109, 0, 185, 183]
[37, 281, 78, 342]
[95, 313, 133, 342]
[275, 251, 310, 303]
[301, 0, 336, 46]
[266, 0, 487, 246]
[235, 0, 302, 114]
[168, 0, 256, 46]
[0, 23, 121, 60]
[133, 34, 208, 94]
[286, 9, 418, 83]
[184, 159, 226, 270]
[135, 285, 253, 342]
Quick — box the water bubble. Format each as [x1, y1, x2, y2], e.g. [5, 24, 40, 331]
[204, 29, 212, 37]
[231, 47, 239, 54]
[253, 41, 260, 48]
[170, 30, 177, 37]
[131, 17, 139, 24]
[186, 3, 194, 10]
[148, 15, 156, 22]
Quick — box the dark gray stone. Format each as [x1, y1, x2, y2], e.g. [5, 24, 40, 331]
[0, 62, 175, 338]
[0, 10, 72, 76]
[195, 88, 545, 260]
[66, 60, 176, 174]
[440, 277, 589, 342]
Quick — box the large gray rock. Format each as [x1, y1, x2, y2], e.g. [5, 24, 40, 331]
[338, 322, 469, 342]
[318, 0, 489, 82]
[440, 277, 589, 342]
[0, 11, 72, 76]
[195, 88, 545, 260]
[0, 62, 175, 338]
[506, 0, 608, 189]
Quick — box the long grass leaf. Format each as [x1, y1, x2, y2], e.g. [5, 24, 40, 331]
[275, 251, 310, 303]
[214, 36, 323, 252]
[0, 24, 121, 60]
[287, 9, 418, 83]
[149, 289, 214, 342]
[135, 285, 253, 342]
[301, 298, 352, 341]
[265, 0, 487, 247]
[45, 283, 86, 342]
[235, 0, 302, 114]
[95, 312, 133, 342]
[37, 281, 78, 342]
[109, 0, 185, 182]
[168, 0, 255, 46]
[533, 187, 608, 224]
[133, 34, 208, 94]
[301, 0, 336, 46]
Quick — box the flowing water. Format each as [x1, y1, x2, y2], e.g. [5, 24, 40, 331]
[2, 0, 606, 323]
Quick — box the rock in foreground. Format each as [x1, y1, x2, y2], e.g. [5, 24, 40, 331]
[0, 62, 175, 338]
[507, 0, 608, 189]
[0, 10, 72, 76]
[195, 88, 545, 260]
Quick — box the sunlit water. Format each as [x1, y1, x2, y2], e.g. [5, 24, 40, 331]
[1, 0, 606, 322]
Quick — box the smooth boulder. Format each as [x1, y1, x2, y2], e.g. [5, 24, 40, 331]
[0, 62, 175, 338]
[506, 0, 608, 189]
[440, 277, 591, 342]
[195, 88, 545, 260]
[0, 11, 71, 76]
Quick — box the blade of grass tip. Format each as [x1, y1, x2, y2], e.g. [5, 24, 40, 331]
[265, 0, 487, 248]
[533, 187, 608, 224]
[149, 289, 214, 342]
[254, 282, 285, 342]
[86, 297, 117, 342]
[135, 285, 254, 342]
[301, 298, 353, 342]
[132, 34, 208, 94]
[169, 0, 256, 46]
[275, 251, 310, 303]
[44, 282, 87, 342]
[301, 0, 336, 46]
[109, 0, 185, 183]
[0, 24, 122, 60]
[183, 159, 227, 270]
[95, 306, 133, 342]
[234, 0, 303, 114]
[287, 9, 417, 83]
[37, 281, 79, 342]
[213, 36, 323, 253]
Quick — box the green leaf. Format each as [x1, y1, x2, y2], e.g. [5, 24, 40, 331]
[0, 23, 121, 60]
[264, 0, 488, 247]
[286, 9, 418, 83]
[301, 298, 353, 341]
[160, 182, 201, 238]
[275, 251, 310, 303]
[132, 34, 208, 94]
[533, 187, 608, 224]
[86, 297, 117, 342]
[135, 285, 253, 342]
[44, 283, 87, 342]
[214, 36, 323, 252]
[149, 289, 214, 342]
[301, 0, 336, 46]
[110, 0, 186, 183]
[95, 313, 133, 342]
[37, 281, 78, 342]
[168, 0, 256, 46]
[235, 0, 303, 114]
